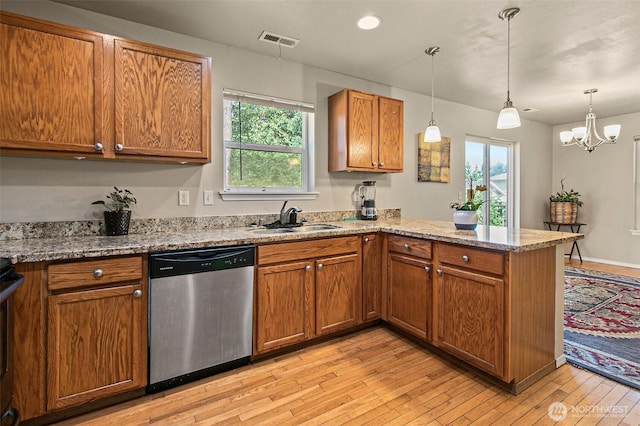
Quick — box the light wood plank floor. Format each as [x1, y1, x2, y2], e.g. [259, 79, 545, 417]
[57, 262, 640, 426]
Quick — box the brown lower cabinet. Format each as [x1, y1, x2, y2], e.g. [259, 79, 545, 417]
[254, 236, 362, 355]
[13, 255, 148, 420]
[361, 233, 382, 321]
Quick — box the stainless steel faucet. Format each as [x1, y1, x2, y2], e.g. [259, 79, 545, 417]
[279, 200, 302, 225]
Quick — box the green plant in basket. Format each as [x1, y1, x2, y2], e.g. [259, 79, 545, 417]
[549, 179, 583, 206]
[92, 187, 137, 212]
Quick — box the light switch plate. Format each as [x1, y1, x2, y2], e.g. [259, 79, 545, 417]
[203, 190, 214, 205]
[179, 190, 190, 206]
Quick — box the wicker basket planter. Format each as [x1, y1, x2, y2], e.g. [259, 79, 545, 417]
[550, 201, 578, 224]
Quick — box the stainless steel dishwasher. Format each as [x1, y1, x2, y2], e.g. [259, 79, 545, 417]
[148, 245, 254, 393]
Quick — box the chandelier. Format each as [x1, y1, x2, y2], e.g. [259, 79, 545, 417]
[560, 89, 621, 153]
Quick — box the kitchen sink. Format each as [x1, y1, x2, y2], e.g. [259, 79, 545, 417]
[301, 224, 342, 231]
[251, 228, 298, 235]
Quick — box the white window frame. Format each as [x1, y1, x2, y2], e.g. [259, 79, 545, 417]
[465, 134, 517, 227]
[219, 89, 317, 201]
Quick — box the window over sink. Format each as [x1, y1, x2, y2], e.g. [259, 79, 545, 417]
[220, 89, 317, 200]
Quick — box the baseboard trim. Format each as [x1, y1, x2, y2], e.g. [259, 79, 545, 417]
[578, 256, 640, 270]
[556, 354, 567, 367]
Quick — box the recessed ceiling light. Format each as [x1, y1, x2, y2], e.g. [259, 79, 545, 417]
[357, 15, 382, 30]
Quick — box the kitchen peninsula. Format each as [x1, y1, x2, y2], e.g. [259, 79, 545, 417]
[0, 216, 581, 423]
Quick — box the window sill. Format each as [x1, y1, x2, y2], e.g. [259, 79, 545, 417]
[630, 229, 640, 236]
[219, 191, 319, 201]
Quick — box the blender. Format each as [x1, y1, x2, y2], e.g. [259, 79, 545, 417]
[358, 181, 378, 220]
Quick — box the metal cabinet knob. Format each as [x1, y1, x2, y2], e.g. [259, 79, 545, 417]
[305, 265, 311, 271]
[94, 142, 103, 151]
[462, 255, 469, 262]
[404, 243, 409, 249]
[317, 263, 324, 270]
[133, 289, 142, 298]
[364, 237, 369, 244]
[379, 162, 385, 167]
[115, 143, 124, 151]
[425, 266, 430, 273]
[436, 269, 442, 276]
[93, 269, 103, 278]
[372, 162, 378, 167]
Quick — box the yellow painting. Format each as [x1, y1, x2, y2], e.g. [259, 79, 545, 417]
[418, 133, 450, 182]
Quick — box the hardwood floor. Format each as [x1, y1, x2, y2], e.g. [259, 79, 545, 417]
[565, 258, 640, 278]
[55, 262, 640, 426]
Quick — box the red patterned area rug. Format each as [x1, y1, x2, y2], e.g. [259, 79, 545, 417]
[564, 267, 640, 390]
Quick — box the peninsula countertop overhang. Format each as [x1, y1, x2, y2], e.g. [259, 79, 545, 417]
[0, 217, 583, 264]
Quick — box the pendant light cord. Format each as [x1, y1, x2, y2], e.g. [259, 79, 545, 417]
[430, 53, 435, 121]
[506, 16, 511, 102]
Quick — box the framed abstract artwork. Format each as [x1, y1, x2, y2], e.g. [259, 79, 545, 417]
[418, 133, 450, 182]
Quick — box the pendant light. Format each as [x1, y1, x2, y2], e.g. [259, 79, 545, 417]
[497, 7, 521, 129]
[424, 46, 441, 142]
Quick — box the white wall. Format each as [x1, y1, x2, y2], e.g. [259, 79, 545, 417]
[0, 0, 552, 231]
[552, 112, 640, 266]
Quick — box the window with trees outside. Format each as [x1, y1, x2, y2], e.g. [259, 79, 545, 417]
[465, 136, 514, 227]
[221, 90, 315, 200]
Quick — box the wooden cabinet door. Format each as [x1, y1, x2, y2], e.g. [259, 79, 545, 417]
[315, 253, 362, 336]
[388, 254, 431, 340]
[0, 13, 105, 156]
[255, 261, 314, 354]
[347, 90, 377, 169]
[378, 96, 403, 171]
[114, 39, 211, 162]
[437, 266, 504, 378]
[362, 233, 382, 321]
[46, 282, 146, 411]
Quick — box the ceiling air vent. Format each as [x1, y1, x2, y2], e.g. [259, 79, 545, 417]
[258, 31, 299, 48]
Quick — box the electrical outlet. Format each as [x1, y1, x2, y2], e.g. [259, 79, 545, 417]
[179, 190, 190, 206]
[203, 190, 214, 206]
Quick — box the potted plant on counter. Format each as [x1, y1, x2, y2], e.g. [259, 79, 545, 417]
[92, 187, 137, 236]
[450, 178, 487, 230]
[549, 179, 582, 224]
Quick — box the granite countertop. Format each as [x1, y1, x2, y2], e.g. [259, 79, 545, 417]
[0, 217, 583, 264]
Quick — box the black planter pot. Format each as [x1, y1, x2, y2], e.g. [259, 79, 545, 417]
[103, 210, 131, 236]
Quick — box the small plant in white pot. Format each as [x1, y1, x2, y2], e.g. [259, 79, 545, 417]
[549, 179, 582, 224]
[92, 187, 137, 236]
[450, 179, 487, 230]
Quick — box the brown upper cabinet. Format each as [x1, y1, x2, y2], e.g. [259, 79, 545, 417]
[0, 12, 211, 163]
[328, 89, 403, 173]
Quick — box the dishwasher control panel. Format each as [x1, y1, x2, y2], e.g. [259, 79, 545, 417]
[149, 245, 255, 278]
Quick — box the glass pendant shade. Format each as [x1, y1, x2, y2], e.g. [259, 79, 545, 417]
[424, 122, 441, 142]
[559, 131, 573, 144]
[604, 124, 621, 141]
[572, 127, 586, 142]
[497, 102, 521, 129]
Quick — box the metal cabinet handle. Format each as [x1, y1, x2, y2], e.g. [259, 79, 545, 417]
[133, 289, 142, 298]
[115, 143, 124, 152]
[425, 266, 430, 273]
[94, 142, 103, 151]
[305, 265, 311, 271]
[462, 255, 469, 262]
[364, 237, 369, 244]
[372, 162, 378, 167]
[379, 162, 385, 167]
[436, 269, 442, 276]
[93, 269, 103, 278]
[404, 243, 409, 249]
[317, 263, 324, 270]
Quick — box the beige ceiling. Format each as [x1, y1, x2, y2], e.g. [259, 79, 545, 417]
[54, 0, 640, 126]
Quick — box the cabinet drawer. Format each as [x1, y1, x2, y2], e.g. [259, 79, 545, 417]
[438, 243, 504, 276]
[48, 256, 143, 291]
[258, 236, 359, 265]
[388, 235, 432, 259]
